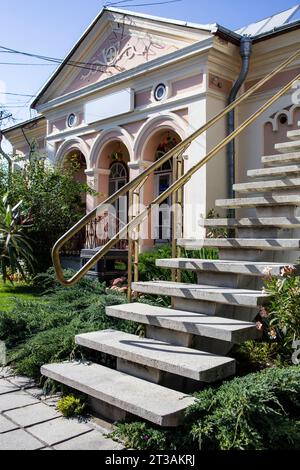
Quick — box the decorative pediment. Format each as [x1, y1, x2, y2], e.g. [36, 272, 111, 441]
[34, 9, 212, 107]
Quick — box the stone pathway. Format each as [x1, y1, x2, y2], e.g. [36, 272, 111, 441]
[0, 367, 123, 450]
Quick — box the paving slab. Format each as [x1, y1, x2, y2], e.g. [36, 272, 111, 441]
[53, 430, 123, 450]
[0, 367, 14, 379]
[5, 402, 60, 427]
[0, 390, 39, 412]
[26, 387, 48, 399]
[8, 375, 35, 389]
[29, 417, 92, 446]
[0, 414, 18, 433]
[0, 429, 44, 450]
[0, 378, 20, 395]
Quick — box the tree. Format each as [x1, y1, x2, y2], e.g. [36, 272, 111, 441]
[2, 153, 94, 272]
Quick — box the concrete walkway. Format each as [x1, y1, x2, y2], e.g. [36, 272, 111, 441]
[0, 367, 123, 450]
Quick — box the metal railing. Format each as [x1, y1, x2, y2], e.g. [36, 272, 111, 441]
[52, 48, 300, 301]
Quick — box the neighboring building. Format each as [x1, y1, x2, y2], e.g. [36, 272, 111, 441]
[3, 6, 300, 250]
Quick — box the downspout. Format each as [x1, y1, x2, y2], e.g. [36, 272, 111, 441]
[227, 36, 253, 216]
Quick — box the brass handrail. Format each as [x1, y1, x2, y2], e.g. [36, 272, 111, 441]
[53, 48, 300, 287]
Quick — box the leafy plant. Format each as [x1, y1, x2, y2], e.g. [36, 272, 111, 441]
[0, 269, 137, 379]
[57, 395, 86, 418]
[0, 194, 34, 282]
[1, 153, 95, 272]
[257, 266, 300, 362]
[111, 366, 300, 451]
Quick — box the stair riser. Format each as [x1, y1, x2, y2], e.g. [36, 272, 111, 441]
[196, 272, 260, 289]
[117, 358, 205, 393]
[172, 298, 259, 322]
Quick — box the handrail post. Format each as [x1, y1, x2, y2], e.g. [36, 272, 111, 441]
[172, 152, 185, 283]
[127, 189, 134, 303]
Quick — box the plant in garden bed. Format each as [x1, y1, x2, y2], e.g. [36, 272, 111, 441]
[0, 195, 35, 282]
[111, 366, 300, 450]
[57, 394, 87, 418]
[233, 265, 300, 371]
[0, 269, 137, 379]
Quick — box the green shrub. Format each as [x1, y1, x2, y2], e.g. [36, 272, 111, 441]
[111, 366, 300, 451]
[138, 244, 218, 283]
[261, 267, 300, 361]
[57, 395, 86, 418]
[0, 269, 137, 379]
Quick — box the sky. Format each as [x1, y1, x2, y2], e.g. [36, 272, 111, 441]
[0, 0, 299, 131]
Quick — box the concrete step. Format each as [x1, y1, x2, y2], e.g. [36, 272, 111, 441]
[275, 140, 300, 153]
[179, 238, 300, 251]
[262, 153, 300, 167]
[41, 362, 195, 427]
[75, 330, 236, 383]
[156, 258, 299, 277]
[248, 165, 300, 178]
[215, 195, 300, 209]
[132, 281, 269, 307]
[106, 303, 259, 343]
[286, 129, 300, 140]
[199, 217, 300, 228]
[233, 177, 300, 194]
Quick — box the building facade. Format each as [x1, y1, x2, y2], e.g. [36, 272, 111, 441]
[3, 7, 300, 250]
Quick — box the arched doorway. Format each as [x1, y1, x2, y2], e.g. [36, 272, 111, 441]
[61, 149, 88, 253]
[139, 130, 180, 243]
[154, 133, 179, 241]
[109, 161, 129, 234]
[88, 140, 130, 249]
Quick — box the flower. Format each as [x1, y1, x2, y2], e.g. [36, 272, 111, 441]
[269, 329, 277, 340]
[143, 435, 150, 441]
[256, 321, 264, 332]
[280, 265, 296, 277]
[263, 266, 273, 277]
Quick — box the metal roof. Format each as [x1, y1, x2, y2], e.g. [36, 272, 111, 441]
[236, 4, 300, 36]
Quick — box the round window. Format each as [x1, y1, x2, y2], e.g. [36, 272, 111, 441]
[154, 83, 167, 102]
[67, 113, 77, 128]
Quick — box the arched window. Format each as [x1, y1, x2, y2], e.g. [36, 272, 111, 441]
[109, 162, 129, 195]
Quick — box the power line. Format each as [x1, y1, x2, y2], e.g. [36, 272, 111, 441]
[106, 0, 182, 6]
[0, 62, 56, 66]
[0, 92, 36, 97]
[0, 45, 119, 73]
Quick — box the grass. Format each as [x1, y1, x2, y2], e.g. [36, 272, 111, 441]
[0, 280, 42, 311]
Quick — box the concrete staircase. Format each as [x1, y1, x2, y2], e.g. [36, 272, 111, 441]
[42, 125, 300, 428]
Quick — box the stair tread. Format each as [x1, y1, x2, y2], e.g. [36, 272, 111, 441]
[216, 195, 300, 208]
[286, 129, 300, 140]
[179, 238, 300, 251]
[106, 303, 259, 343]
[275, 140, 300, 153]
[233, 177, 300, 193]
[248, 165, 300, 178]
[199, 217, 300, 228]
[262, 152, 300, 167]
[156, 258, 299, 276]
[75, 330, 236, 382]
[41, 361, 195, 427]
[132, 280, 269, 307]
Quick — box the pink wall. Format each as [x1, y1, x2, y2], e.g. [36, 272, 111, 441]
[264, 107, 300, 156]
[246, 67, 300, 93]
[172, 74, 203, 97]
[66, 31, 180, 95]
